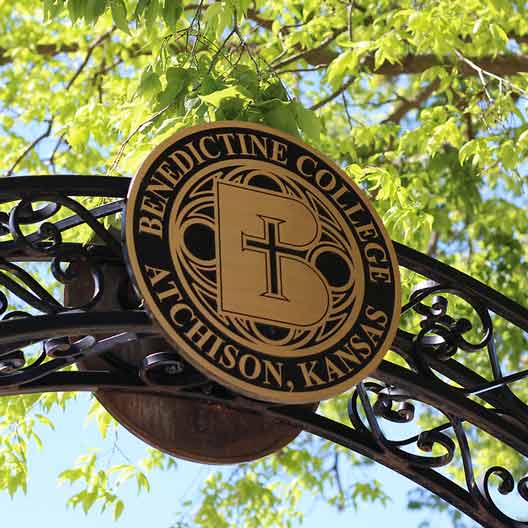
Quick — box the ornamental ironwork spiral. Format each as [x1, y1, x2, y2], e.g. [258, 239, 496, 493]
[0, 176, 525, 528]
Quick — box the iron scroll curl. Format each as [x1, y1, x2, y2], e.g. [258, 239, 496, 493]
[0, 176, 525, 527]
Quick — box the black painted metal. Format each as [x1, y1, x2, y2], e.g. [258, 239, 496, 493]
[0, 176, 526, 527]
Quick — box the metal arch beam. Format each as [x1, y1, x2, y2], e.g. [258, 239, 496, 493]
[0, 358, 517, 528]
[0, 175, 130, 200]
[0, 176, 525, 527]
[395, 241, 528, 332]
[6, 176, 527, 325]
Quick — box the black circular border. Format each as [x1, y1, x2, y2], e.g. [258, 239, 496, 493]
[126, 121, 401, 404]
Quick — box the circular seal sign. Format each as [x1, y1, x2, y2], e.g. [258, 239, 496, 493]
[126, 121, 401, 404]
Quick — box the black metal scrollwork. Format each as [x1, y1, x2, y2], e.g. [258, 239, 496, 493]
[0, 176, 525, 528]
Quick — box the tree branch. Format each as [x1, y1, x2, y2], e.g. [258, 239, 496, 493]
[48, 132, 65, 173]
[3, 29, 115, 176]
[427, 230, 439, 258]
[107, 105, 170, 175]
[383, 79, 439, 123]
[310, 76, 355, 111]
[66, 28, 114, 90]
[0, 42, 78, 66]
[332, 452, 345, 511]
[272, 28, 346, 71]
[5, 119, 53, 176]
[0, 41, 150, 68]
[4, 38, 528, 79]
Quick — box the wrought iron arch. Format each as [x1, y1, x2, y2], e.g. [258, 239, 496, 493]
[0, 175, 526, 527]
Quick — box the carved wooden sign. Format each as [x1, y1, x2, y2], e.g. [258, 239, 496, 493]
[126, 121, 400, 404]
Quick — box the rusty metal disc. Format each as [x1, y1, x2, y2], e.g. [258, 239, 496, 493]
[66, 260, 313, 463]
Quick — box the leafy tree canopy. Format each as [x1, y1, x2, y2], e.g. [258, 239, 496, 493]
[0, 0, 527, 525]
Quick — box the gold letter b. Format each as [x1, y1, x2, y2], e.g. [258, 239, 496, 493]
[216, 181, 329, 327]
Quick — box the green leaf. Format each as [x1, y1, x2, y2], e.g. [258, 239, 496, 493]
[136, 472, 151, 493]
[58, 468, 83, 484]
[68, 127, 89, 149]
[81, 491, 98, 514]
[200, 86, 250, 108]
[145, 0, 160, 31]
[67, 0, 84, 22]
[84, 0, 106, 24]
[261, 100, 298, 136]
[114, 500, 125, 521]
[327, 50, 356, 88]
[35, 414, 55, 430]
[500, 141, 517, 170]
[139, 66, 162, 98]
[110, 0, 130, 34]
[162, 0, 182, 29]
[293, 103, 321, 142]
[134, 0, 150, 19]
[490, 23, 508, 48]
[459, 140, 477, 165]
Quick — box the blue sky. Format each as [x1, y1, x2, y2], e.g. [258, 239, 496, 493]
[0, 392, 474, 528]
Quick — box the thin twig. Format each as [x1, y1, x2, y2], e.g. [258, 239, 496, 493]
[427, 230, 439, 258]
[108, 106, 170, 175]
[48, 132, 65, 173]
[310, 76, 355, 111]
[455, 49, 528, 98]
[272, 28, 346, 71]
[347, 1, 353, 41]
[342, 93, 356, 128]
[276, 64, 328, 75]
[5, 28, 115, 176]
[187, 0, 205, 58]
[465, 112, 474, 141]
[5, 119, 53, 176]
[332, 452, 345, 511]
[93, 56, 124, 81]
[207, 28, 236, 74]
[66, 28, 115, 90]
[383, 80, 439, 123]
[233, 11, 261, 75]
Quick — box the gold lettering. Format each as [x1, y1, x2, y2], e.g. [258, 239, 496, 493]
[296, 155, 316, 177]
[315, 169, 337, 192]
[239, 354, 261, 380]
[270, 139, 288, 165]
[365, 242, 388, 264]
[360, 323, 384, 346]
[144, 265, 170, 287]
[325, 357, 346, 382]
[185, 140, 205, 165]
[216, 133, 236, 155]
[343, 201, 364, 218]
[331, 183, 348, 204]
[168, 150, 194, 174]
[355, 222, 378, 241]
[249, 134, 268, 158]
[236, 133, 250, 155]
[219, 344, 239, 369]
[185, 320, 222, 355]
[334, 346, 362, 372]
[199, 136, 221, 159]
[154, 162, 181, 187]
[138, 216, 163, 238]
[365, 305, 389, 327]
[368, 266, 392, 284]
[157, 280, 181, 301]
[140, 196, 165, 219]
[146, 178, 173, 199]
[297, 360, 325, 387]
[263, 360, 283, 386]
[169, 303, 194, 327]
